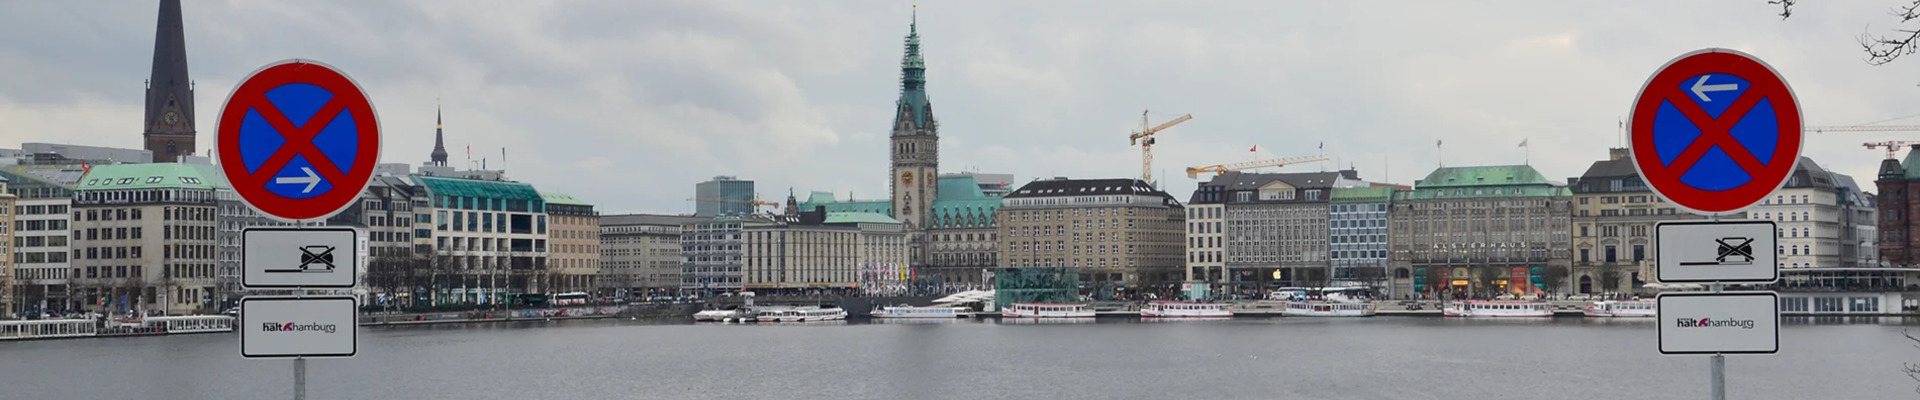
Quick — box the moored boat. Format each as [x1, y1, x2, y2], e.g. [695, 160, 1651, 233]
[1281, 301, 1376, 317]
[1000, 303, 1095, 318]
[872, 305, 968, 318]
[1442, 300, 1552, 318]
[1583, 300, 1657, 318]
[1140, 302, 1234, 318]
[754, 306, 848, 323]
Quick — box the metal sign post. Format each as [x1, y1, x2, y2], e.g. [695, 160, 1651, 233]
[1630, 48, 1798, 400]
[217, 59, 380, 400]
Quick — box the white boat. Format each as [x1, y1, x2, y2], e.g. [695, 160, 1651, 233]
[754, 306, 848, 323]
[1000, 303, 1095, 318]
[1281, 301, 1377, 317]
[1584, 300, 1657, 318]
[872, 305, 968, 318]
[1140, 302, 1234, 318]
[1443, 300, 1553, 318]
[692, 309, 752, 322]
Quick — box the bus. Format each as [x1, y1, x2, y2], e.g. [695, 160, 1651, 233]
[551, 292, 590, 306]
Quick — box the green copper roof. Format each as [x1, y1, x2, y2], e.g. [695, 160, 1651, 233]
[75, 163, 226, 191]
[824, 212, 899, 225]
[1902, 147, 1920, 179]
[1414, 165, 1552, 188]
[540, 192, 590, 206]
[414, 175, 542, 202]
[894, 9, 933, 129]
[797, 174, 1001, 229]
[1329, 186, 1394, 203]
[1394, 165, 1568, 200]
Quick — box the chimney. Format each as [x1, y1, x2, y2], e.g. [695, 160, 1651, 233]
[1607, 147, 1629, 161]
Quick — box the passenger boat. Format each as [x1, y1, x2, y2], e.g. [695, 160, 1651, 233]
[692, 308, 753, 322]
[1583, 300, 1657, 318]
[1442, 300, 1553, 318]
[754, 306, 847, 323]
[1281, 301, 1376, 317]
[1139, 302, 1234, 318]
[1000, 303, 1095, 319]
[872, 305, 968, 319]
[0, 315, 235, 341]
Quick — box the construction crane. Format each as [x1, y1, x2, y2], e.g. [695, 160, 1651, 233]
[1806, 125, 1920, 159]
[1807, 125, 1920, 134]
[1185, 154, 1330, 179]
[1128, 110, 1192, 188]
[1865, 141, 1920, 159]
[685, 196, 781, 211]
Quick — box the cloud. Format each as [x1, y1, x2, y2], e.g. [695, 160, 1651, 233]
[4, 0, 1920, 214]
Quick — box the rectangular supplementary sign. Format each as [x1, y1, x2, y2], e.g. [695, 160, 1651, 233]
[240, 296, 357, 359]
[1655, 220, 1777, 283]
[244, 227, 357, 288]
[1657, 291, 1779, 355]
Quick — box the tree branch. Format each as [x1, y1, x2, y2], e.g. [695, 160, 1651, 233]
[1769, 0, 1796, 19]
[1859, 1, 1920, 65]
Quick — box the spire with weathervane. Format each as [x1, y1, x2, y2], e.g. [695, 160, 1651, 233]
[430, 100, 449, 166]
[889, 4, 937, 265]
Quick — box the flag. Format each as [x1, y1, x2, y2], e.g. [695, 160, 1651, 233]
[1318, 141, 1324, 150]
[1436, 140, 1442, 147]
[1518, 138, 1529, 147]
[466, 145, 471, 159]
[1249, 145, 1257, 153]
[502, 147, 507, 162]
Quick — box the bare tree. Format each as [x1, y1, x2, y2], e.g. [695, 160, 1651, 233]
[1599, 269, 1624, 294]
[1773, 0, 1920, 66]
[1539, 266, 1571, 296]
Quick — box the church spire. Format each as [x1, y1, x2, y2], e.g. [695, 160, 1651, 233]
[894, 5, 933, 130]
[430, 99, 449, 166]
[143, 0, 196, 162]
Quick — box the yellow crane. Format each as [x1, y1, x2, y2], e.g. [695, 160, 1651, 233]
[1128, 110, 1192, 188]
[1806, 124, 1920, 159]
[686, 195, 781, 211]
[1185, 154, 1330, 179]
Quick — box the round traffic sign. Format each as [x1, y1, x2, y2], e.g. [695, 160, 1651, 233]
[1628, 48, 1802, 215]
[215, 59, 382, 222]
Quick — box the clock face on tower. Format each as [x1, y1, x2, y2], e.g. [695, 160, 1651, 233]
[901, 171, 914, 186]
[164, 111, 180, 125]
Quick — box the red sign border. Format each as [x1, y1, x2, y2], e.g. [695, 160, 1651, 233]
[1628, 48, 1802, 216]
[216, 59, 382, 222]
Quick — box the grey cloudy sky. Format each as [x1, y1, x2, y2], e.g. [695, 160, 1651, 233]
[3, 0, 1919, 214]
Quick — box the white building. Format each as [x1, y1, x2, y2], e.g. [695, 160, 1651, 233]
[1749, 159, 1876, 269]
[1, 166, 82, 313]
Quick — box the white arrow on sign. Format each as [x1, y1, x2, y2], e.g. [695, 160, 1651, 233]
[274, 167, 322, 193]
[1690, 74, 1739, 102]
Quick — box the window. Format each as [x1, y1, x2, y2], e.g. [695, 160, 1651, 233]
[1633, 245, 1645, 262]
[1604, 246, 1617, 263]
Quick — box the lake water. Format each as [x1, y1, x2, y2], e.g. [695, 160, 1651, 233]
[2, 317, 1917, 399]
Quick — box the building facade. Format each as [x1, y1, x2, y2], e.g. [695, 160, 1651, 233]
[798, 173, 1004, 287]
[142, 0, 197, 163]
[997, 178, 1186, 289]
[1218, 171, 1357, 291]
[694, 176, 756, 217]
[740, 210, 906, 291]
[1388, 165, 1571, 298]
[1751, 158, 1873, 270]
[0, 179, 15, 316]
[600, 214, 704, 296]
[1183, 183, 1225, 284]
[416, 175, 549, 305]
[1, 166, 81, 315]
[70, 163, 222, 315]
[542, 193, 599, 293]
[1567, 148, 1708, 295]
[1329, 186, 1393, 288]
[680, 216, 748, 294]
